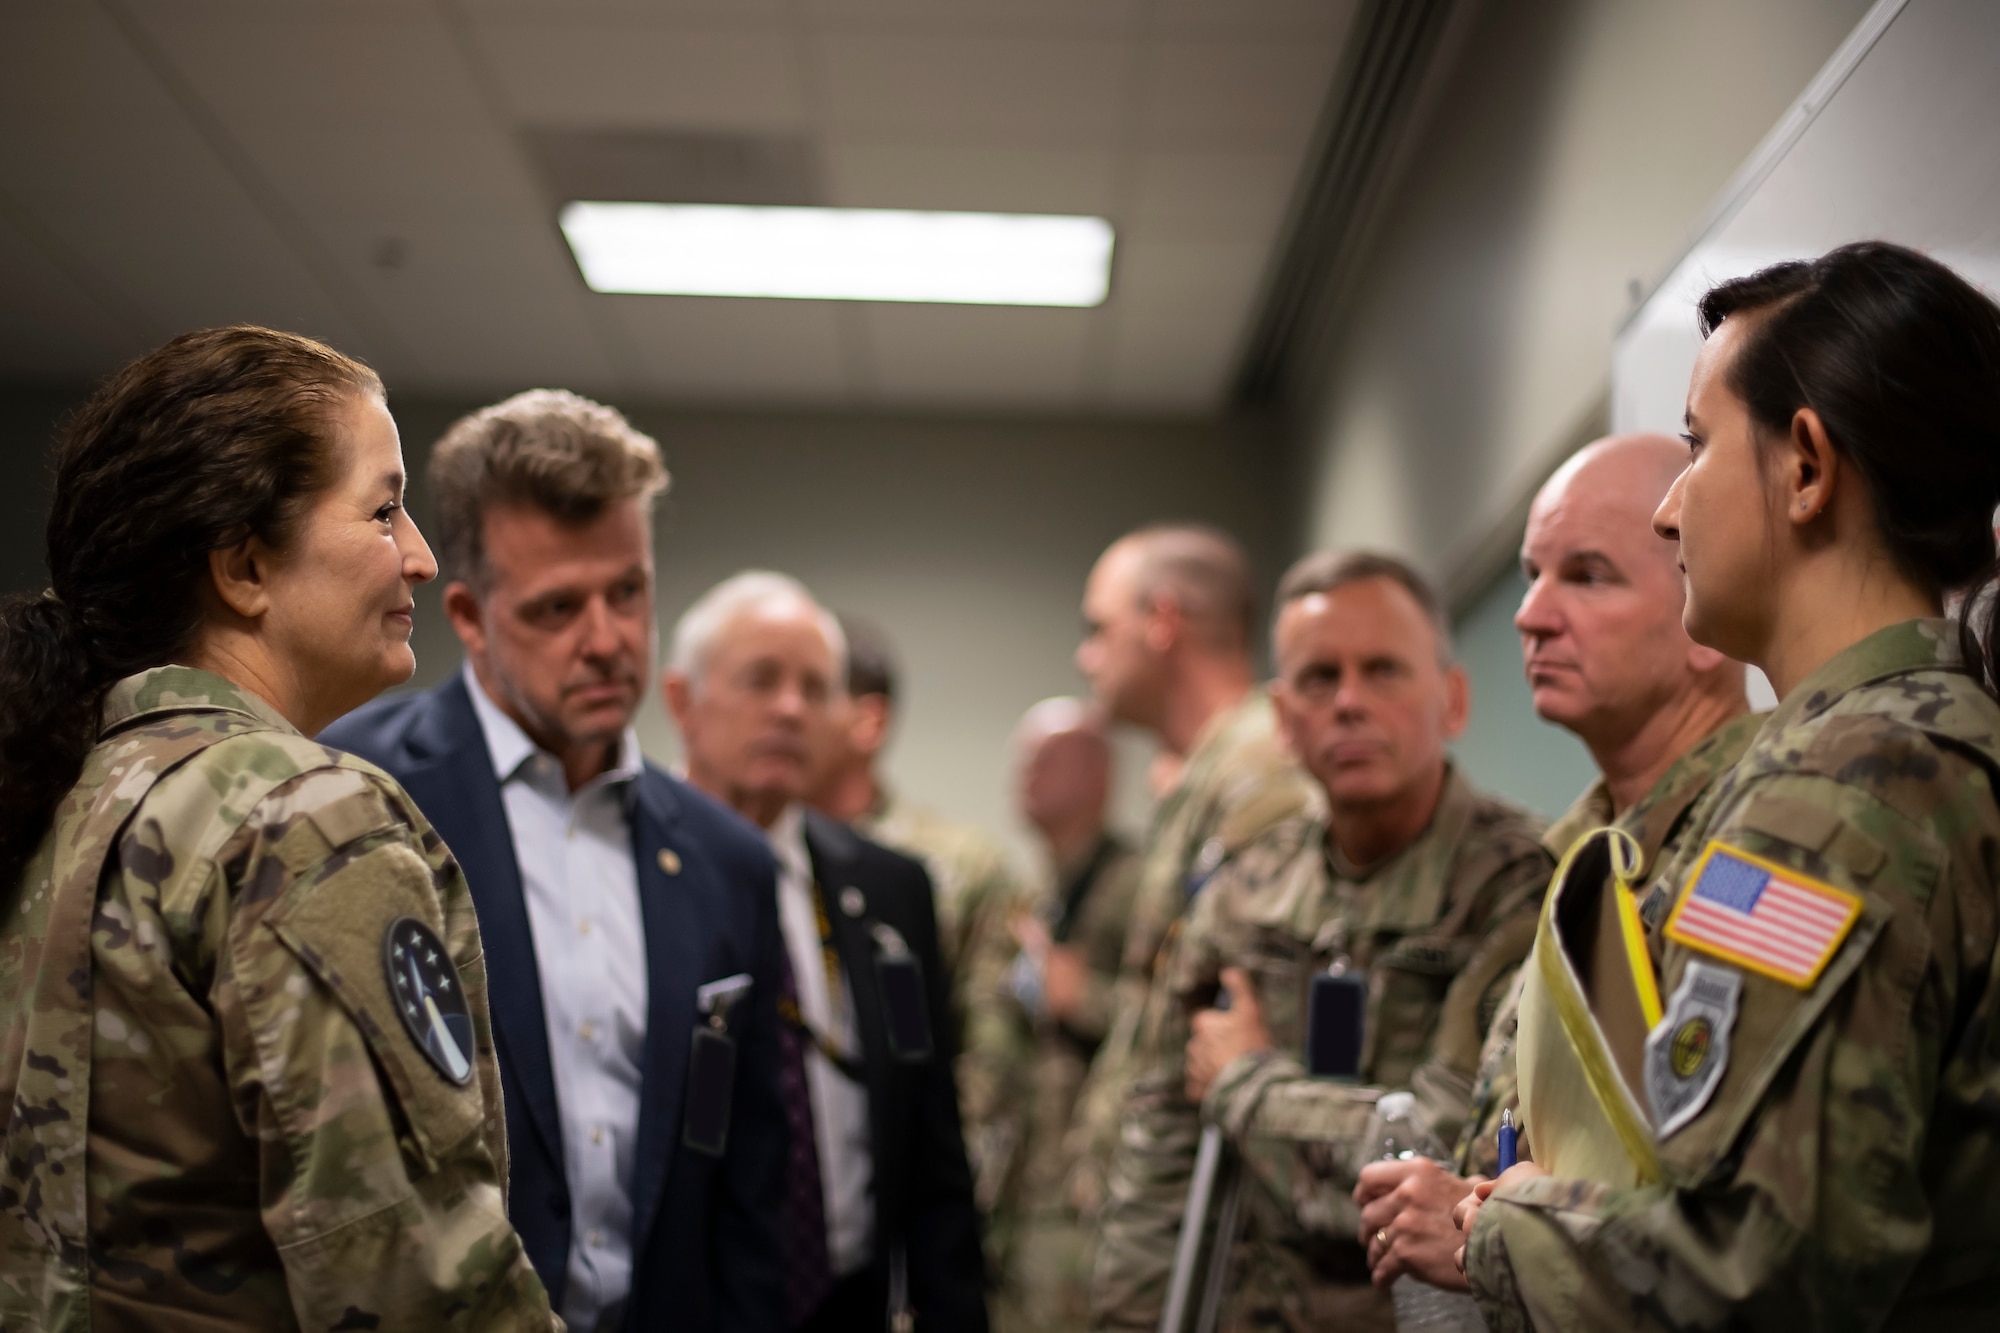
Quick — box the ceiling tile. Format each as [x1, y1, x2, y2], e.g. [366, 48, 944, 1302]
[820, 33, 1132, 145]
[0, 2, 175, 114]
[462, 0, 788, 16]
[471, 18, 806, 131]
[861, 303, 1094, 406]
[1100, 239, 1268, 410]
[127, 3, 491, 129]
[0, 207, 153, 380]
[825, 143, 1118, 214]
[1139, 37, 1339, 149]
[1155, 0, 1361, 40]
[803, 0, 1142, 34]
[1126, 146, 1296, 243]
[605, 297, 851, 403]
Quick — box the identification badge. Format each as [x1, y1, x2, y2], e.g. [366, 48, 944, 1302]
[1644, 960, 1742, 1137]
[683, 1026, 737, 1157]
[382, 917, 476, 1085]
[1306, 969, 1367, 1080]
[876, 953, 933, 1063]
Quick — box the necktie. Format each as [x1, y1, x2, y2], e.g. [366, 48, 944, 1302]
[777, 952, 834, 1325]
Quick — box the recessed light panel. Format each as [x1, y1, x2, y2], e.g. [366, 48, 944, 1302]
[559, 202, 1114, 307]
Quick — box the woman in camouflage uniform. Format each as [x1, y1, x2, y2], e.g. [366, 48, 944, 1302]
[0, 327, 558, 1332]
[1458, 242, 2000, 1329]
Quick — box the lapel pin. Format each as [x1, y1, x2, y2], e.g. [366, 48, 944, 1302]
[839, 886, 866, 918]
[658, 848, 682, 875]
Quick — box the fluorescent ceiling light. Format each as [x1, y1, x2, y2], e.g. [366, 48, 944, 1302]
[559, 201, 1114, 307]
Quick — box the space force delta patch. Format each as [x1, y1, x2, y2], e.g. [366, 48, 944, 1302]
[1663, 841, 1863, 989]
[384, 916, 476, 1085]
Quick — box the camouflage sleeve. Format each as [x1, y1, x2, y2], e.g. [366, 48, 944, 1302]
[1088, 957, 1202, 1330]
[1203, 854, 1543, 1243]
[1453, 968, 1526, 1177]
[1065, 855, 1144, 1045]
[955, 855, 1037, 1219]
[1467, 768, 1993, 1331]
[1063, 857, 1186, 1204]
[214, 768, 556, 1332]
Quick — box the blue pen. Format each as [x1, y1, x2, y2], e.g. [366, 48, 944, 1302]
[1497, 1107, 1518, 1172]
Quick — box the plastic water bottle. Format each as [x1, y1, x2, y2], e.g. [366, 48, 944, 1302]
[1372, 1093, 1490, 1332]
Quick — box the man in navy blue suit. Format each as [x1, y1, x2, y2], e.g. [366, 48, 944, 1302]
[322, 390, 787, 1333]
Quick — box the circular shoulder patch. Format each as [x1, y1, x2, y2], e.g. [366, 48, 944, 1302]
[383, 916, 475, 1085]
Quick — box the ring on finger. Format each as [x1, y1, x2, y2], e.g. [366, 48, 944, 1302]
[1375, 1228, 1389, 1247]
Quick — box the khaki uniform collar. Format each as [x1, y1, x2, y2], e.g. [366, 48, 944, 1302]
[101, 664, 299, 739]
[1542, 779, 1614, 863]
[1762, 618, 1965, 736]
[1320, 763, 1477, 935]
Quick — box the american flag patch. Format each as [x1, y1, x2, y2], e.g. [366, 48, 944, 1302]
[1663, 842, 1863, 988]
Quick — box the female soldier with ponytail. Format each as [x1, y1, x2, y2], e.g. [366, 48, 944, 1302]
[1456, 242, 2000, 1329]
[0, 327, 558, 1332]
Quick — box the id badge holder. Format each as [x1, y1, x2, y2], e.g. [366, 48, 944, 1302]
[871, 924, 934, 1064]
[685, 973, 752, 1157]
[1306, 962, 1367, 1080]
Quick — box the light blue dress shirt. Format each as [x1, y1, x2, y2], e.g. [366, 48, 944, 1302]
[466, 666, 647, 1333]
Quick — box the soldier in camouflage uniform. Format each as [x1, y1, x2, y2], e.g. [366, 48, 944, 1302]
[995, 700, 1145, 1332]
[1353, 435, 1754, 1298]
[0, 326, 554, 1331]
[1137, 553, 1550, 1331]
[2, 669, 553, 1331]
[809, 614, 1035, 1246]
[1459, 245, 2000, 1326]
[1064, 526, 1312, 1294]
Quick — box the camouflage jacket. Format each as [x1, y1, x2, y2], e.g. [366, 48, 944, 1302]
[1069, 690, 1311, 1218]
[1101, 766, 1546, 1330]
[1467, 621, 2000, 1330]
[858, 790, 1033, 1218]
[1015, 833, 1145, 1218]
[1453, 710, 1761, 1176]
[0, 667, 555, 1333]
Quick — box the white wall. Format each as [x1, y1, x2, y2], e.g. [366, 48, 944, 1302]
[1296, 0, 1871, 588]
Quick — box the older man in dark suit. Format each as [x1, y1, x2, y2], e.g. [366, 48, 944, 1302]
[663, 571, 988, 1333]
[323, 391, 788, 1333]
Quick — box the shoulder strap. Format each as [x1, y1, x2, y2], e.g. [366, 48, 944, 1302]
[0, 716, 251, 1330]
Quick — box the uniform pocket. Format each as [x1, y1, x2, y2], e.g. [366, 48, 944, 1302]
[266, 841, 487, 1171]
[1367, 936, 1473, 1086]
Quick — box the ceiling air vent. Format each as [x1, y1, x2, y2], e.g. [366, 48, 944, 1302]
[522, 129, 824, 207]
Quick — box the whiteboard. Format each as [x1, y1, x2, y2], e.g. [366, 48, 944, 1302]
[1612, 0, 2000, 710]
[1612, 0, 2000, 438]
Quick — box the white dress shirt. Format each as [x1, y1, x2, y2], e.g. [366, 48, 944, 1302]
[766, 804, 875, 1276]
[466, 666, 647, 1332]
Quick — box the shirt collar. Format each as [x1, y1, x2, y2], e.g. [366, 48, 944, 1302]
[766, 802, 812, 882]
[462, 660, 643, 791]
[102, 664, 299, 738]
[1763, 617, 1965, 735]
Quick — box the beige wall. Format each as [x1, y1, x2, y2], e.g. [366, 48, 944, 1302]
[0, 386, 1287, 856]
[385, 400, 1291, 858]
[1297, 0, 1871, 589]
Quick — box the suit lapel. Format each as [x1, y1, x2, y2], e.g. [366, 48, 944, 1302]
[628, 772, 700, 1254]
[398, 677, 563, 1167]
[804, 816, 895, 1141]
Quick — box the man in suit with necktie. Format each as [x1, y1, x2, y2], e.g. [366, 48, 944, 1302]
[663, 571, 988, 1333]
[322, 391, 788, 1333]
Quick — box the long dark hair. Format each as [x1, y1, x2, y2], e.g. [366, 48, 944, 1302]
[1699, 241, 2000, 688]
[0, 326, 381, 886]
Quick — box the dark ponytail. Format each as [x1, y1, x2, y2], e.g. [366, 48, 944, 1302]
[0, 326, 381, 887]
[1698, 242, 2000, 689]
